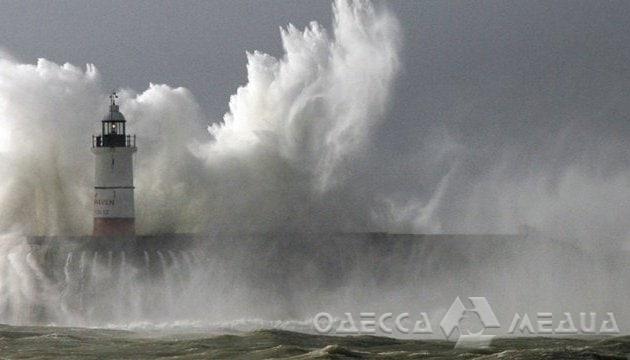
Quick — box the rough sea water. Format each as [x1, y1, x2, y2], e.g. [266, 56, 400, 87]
[0, 326, 628, 359]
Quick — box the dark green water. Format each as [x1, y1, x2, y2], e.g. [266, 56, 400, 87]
[0, 325, 628, 359]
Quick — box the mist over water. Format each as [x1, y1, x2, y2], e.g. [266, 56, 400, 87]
[0, 0, 628, 334]
[0, 232, 627, 335]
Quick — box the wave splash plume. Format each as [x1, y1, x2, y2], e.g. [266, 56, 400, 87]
[0, 0, 401, 236]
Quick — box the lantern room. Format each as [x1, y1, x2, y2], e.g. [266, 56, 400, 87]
[92, 92, 135, 148]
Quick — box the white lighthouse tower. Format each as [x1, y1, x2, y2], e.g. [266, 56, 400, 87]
[92, 92, 137, 236]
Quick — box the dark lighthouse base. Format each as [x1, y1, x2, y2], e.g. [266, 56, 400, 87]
[93, 218, 135, 237]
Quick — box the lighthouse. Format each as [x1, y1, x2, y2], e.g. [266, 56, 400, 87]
[91, 92, 137, 236]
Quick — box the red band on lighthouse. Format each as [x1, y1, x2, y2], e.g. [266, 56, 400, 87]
[93, 218, 135, 237]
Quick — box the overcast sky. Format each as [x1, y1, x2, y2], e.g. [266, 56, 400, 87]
[0, 1, 626, 117]
[0, 0, 628, 240]
[2, 0, 628, 148]
[1, 1, 625, 123]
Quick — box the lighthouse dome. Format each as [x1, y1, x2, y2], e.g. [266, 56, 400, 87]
[102, 104, 126, 122]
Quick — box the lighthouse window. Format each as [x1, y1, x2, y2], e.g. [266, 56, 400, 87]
[103, 122, 125, 136]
